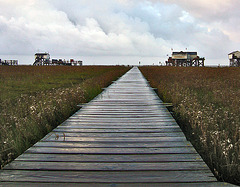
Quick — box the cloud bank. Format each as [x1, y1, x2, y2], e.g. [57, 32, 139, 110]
[0, 0, 239, 64]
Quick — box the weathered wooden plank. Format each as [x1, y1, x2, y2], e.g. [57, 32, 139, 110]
[4, 161, 210, 171]
[16, 153, 203, 162]
[69, 115, 172, 118]
[25, 147, 197, 154]
[33, 141, 192, 148]
[89, 99, 161, 103]
[103, 91, 156, 94]
[44, 132, 186, 138]
[86, 103, 167, 107]
[53, 128, 182, 133]
[80, 105, 167, 109]
[0, 170, 217, 183]
[68, 116, 174, 119]
[78, 109, 166, 112]
[75, 113, 170, 116]
[76, 111, 167, 114]
[103, 86, 152, 88]
[56, 125, 180, 129]
[88, 98, 160, 100]
[0, 182, 232, 187]
[41, 136, 187, 142]
[77, 109, 169, 113]
[92, 94, 157, 96]
[88, 95, 158, 98]
[83, 105, 167, 108]
[102, 87, 153, 90]
[86, 100, 162, 104]
[73, 112, 170, 115]
[60, 122, 179, 126]
[66, 119, 176, 123]
[99, 97, 162, 100]
[78, 108, 169, 112]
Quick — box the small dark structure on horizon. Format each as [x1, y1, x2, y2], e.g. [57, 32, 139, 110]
[33, 53, 51, 65]
[166, 51, 205, 67]
[0, 59, 18, 66]
[228, 51, 240, 67]
[33, 53, 82, 66]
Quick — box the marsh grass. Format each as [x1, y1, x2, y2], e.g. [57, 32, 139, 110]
[0, 65, 129, 168]
[140, 66, 240, 185]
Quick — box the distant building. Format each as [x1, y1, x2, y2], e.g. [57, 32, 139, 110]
[76, 60, 83, 66]
[172, 51, 197, 61]
[166, 51, 205, 67]
[0, 59, 18, 66]
[33, 52, 50, 65]
[33, 52, 83, 66]
[228, 51, 240, 67]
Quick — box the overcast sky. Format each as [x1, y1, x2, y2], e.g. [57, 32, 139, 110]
[0, 0, 239, 65]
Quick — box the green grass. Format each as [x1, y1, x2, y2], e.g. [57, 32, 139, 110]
[0, 66, 122, 101]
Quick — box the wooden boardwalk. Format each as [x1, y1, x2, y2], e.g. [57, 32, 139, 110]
[0, 67, 233, 186]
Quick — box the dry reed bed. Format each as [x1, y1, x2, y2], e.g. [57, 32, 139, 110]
[0, 65, 129, 168]
[140, 66, 240, 185]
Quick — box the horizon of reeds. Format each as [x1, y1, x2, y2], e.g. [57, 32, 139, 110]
[140, 66, 240, 185]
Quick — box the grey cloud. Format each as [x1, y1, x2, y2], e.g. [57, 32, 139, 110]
[151, 0, 239, 22]
[0, 0, 239, 65]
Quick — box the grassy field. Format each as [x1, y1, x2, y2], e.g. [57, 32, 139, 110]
[140, 66, 240, 185]
[0, 65, 130, 168]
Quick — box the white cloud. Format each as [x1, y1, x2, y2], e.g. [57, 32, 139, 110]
[150, 0, 240, 47]
[151, 0, 236, 21]
[0, 0, 239, 65]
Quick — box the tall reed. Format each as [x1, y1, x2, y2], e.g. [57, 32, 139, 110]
[0, 65, 130, 168]
[140, 66, 240, 185]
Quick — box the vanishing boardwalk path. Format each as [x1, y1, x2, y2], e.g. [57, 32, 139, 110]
[0, 67, 232, 186]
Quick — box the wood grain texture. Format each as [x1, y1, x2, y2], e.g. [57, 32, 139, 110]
[41, 136, 187, 142]
[33, 141, 192, 148]
[4, 161, 209, 171]
[25, 147, 198, 154]
[15, 153, 203, 162]
[0, 182, 234, 187]
[0, 170, 217, 183]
